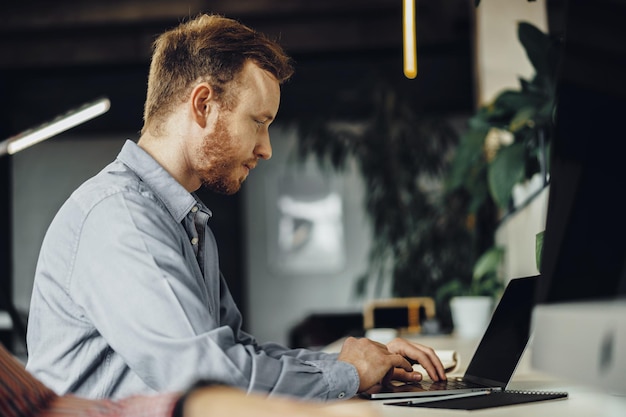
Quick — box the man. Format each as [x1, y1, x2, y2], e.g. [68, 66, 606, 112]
[0, 343, 378, 417]
[26, 13, 446, 401]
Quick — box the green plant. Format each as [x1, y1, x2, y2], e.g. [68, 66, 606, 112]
[436, 246, 505, 303]
[441, 22, 560, 306]
[293, 76, 475, 303]
[446, 22, 560, 214]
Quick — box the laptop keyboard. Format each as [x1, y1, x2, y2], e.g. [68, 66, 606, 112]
[411, 378, 485, 391]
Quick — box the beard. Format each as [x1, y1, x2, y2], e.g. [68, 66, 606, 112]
[196, 114, 247, 195]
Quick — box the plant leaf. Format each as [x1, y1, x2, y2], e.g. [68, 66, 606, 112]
[446, 127, 488, 190]
[509, 106, 538, 132]
[518, 22, 551, 80]
[472, 246, 504, 280]
[535, 230, 545, 272]
[487, 142, 526, 209]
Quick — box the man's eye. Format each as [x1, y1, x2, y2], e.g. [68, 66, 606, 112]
[254, 120, 267, 129]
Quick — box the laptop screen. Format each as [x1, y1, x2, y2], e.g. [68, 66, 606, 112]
[463, 276, 538, 387]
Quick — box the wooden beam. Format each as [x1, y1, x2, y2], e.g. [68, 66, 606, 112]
[1, 0, 401, 30]
[0, 0, 470, 69]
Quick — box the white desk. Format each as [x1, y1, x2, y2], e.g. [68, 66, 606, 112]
[329, 334, 626, 416]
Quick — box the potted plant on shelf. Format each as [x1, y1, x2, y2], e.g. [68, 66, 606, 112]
[435, 246, 504, 337]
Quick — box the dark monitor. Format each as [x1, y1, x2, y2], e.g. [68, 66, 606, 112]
[536, 0, 626, 305]
[529, 1, 626, 394]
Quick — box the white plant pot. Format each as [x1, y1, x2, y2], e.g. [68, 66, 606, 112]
[450, 296, 493, 339]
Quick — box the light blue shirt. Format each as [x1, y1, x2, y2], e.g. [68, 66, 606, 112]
[26, 140, 359, 401]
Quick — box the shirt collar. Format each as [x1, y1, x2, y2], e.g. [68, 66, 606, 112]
[116, 139, 208, 222]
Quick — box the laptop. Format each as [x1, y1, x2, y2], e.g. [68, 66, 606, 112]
[362, 275, 538, 399]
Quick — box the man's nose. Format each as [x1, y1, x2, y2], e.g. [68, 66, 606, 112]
[255, 132, 272, 160]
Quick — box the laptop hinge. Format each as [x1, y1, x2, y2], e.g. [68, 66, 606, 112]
[462, 374, 507, 390]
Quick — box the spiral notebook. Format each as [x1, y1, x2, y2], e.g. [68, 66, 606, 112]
[386, 390, 569, 410]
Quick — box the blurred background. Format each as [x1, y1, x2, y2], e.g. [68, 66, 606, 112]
[0, 0, 567, 355]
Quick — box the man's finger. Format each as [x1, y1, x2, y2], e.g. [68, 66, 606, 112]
[388, 353, 414, 372]
[392, 367, 423, 383]
[387, 339, 447, 381]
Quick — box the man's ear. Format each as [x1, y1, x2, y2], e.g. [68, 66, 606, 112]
[190, 83, 213, 128]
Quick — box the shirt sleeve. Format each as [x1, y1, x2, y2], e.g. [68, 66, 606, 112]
[69, 191, 359, 401]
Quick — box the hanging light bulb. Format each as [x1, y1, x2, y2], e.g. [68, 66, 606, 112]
[403, 0, 417, 79]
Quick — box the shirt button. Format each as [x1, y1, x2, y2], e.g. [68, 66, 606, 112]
[338, 392, 346, 399]
[191, 206, 199, 213]
[191, 237, 199, 245]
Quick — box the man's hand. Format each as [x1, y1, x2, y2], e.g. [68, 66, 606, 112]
[337, 337, 416, 393]
[385, 338, 447, 383]
[337, 336, 447, 393]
